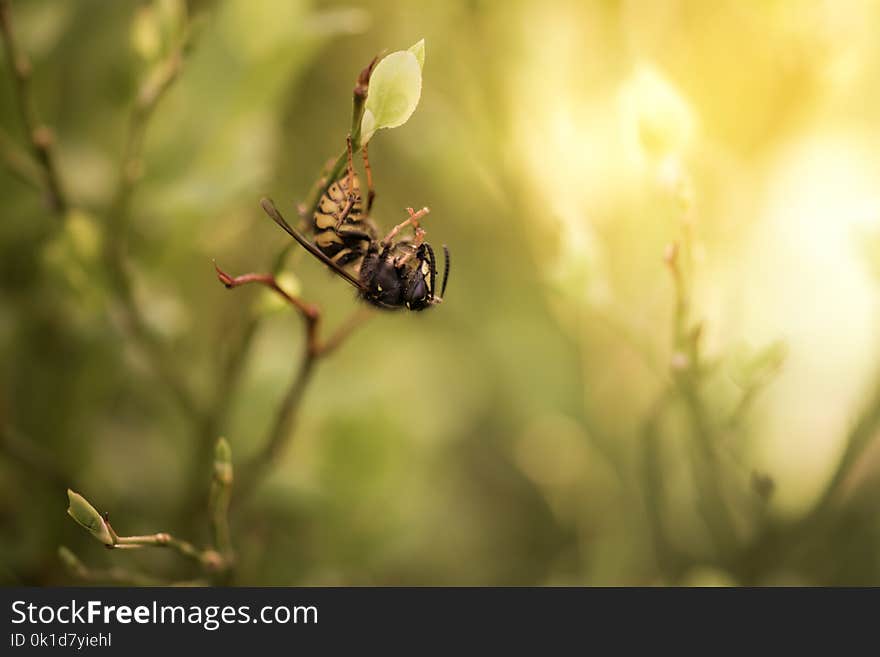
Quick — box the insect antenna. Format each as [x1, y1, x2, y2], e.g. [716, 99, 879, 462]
[260, 197, 366, 292]
[440, 245, 450, 299]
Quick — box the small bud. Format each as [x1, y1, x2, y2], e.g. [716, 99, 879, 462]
[670, 351, 690, 371]
[131, 4, 161, 61]
[32, 126, 54, 148]
[64, 210, 103, 261]
[201, 549, 225, 571]
[663, 242, 679, 267]
[408, 39, 425, 69]
[66, 490, 114, 546]
[14, 55, 31, 79]
[620, 66, 696, 162]
[213, 437, 233, 485]
[355, 55, 379, 98]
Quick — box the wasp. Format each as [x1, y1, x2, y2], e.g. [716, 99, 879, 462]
[262, 137, 449, 311]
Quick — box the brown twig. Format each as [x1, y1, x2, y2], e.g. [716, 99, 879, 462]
[181, 47, 377, 511]
[298, 55, 378, 228]
[103, 517, 224, 571]
[0, 0, 67, 215]
[664, 241, 738, 556]
[58, 547, 207, 586]
[213, 255, 372, 500]
[0, 125, 44, 192]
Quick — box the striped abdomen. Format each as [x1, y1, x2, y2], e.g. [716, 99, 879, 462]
[312, 173, 376, 269]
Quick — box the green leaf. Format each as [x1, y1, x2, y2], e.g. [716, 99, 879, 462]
[360, 40, 425, 144]
[408, 38, 425, 69]
[66, 490, 113, 546]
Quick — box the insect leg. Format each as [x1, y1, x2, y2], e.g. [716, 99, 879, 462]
[362, 143, 376, 213]
[334, 197, 356, 232]
[345, 134, 355, 191]
[395, 227, 427, 268]
[335, 135, 360, 231]
[381, 206, 430, 250]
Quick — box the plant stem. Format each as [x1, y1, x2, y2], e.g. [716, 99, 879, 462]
[665, 241, 738, 556]
[0, 125, 44, 192]
[300, 56, 376, 224]
[238, 347, 317, 500]
[59, 547, 206, 586]
[106, 522, 217, 568]
[0, 0, 67, 216]
[184, 56, 376, 512]
[805, 373, 880, 523]
[639, 390, 680, 577]
[102, 18, 202, 421]
[214, 258, 372, 500]
[204, 58, 379, 501]
[209, 439, 234, 559]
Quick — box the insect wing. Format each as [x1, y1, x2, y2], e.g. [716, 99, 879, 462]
[260, 198, 367, 292]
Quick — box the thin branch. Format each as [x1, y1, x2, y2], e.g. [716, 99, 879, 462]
[180, 53, 374, 509]
[806, 374, 880, 522]
[197, 55, 377, 506]
[319, 305, 373, 357]
[215, 265, 319, 323]
[58, 547, 207, 586]
[104, 519, 223, 570]
[209, 438, 233, 560]
[664, 241, 738, 555]
[189, 245, 295, 489]
[101, 16, 202, 421]
[238, 349, 317, 501]
[300, 55, 378, 225]
[213, 260, 372, 500]
[639, 390, 682, 577]
[0, 0, 67, 215]
[728, 375, 880, 580]
[59, 546, 169, 586]
[106, 47, 186, 248]
[0, 125, 43, 192]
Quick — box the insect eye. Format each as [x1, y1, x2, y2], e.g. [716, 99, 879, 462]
[406, 277, 428, 305]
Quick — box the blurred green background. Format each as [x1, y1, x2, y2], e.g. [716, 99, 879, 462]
[4, 0, 880, 585]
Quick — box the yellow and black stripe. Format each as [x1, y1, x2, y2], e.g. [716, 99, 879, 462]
[312, 173, 376, 268]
